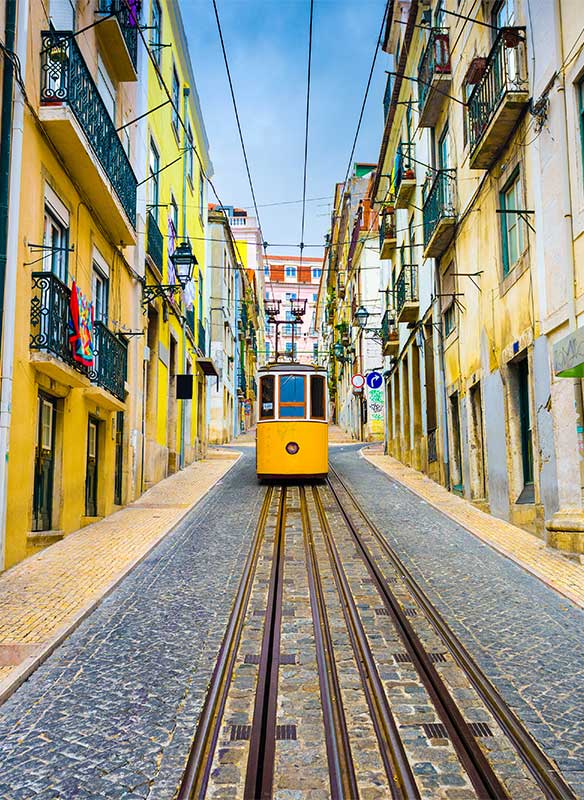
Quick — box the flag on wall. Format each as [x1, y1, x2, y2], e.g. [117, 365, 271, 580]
[69, 281, 94, 366]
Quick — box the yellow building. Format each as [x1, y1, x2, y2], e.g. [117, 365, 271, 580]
[0, 0, 214, 570]
[141, 0, 214, 489]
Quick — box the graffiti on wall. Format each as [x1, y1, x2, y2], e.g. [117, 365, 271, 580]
[367, 387, 384, 436]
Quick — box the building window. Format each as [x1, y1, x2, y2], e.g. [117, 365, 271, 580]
[186, 123, 194, 184]
[285, 266, 297, 279]
[264, 265, 270, 277]
[151, 0, 162, 64]
[500, 168, 525, 276]
[43, 207, 69, 283]
[92, 264, 109, 324]
[171, 65, 180, 136]
[444, 304, 455, 336]
[284, 310, 294, 336]
[170, 194, 179, 237]
[579, 78, 584, 183]
[312, 293, 318, 302]
[97, 55, 116, 122]
[199, 169, 205, 219]
[311, 268, 322, 280]
[149, 138, 160, 216]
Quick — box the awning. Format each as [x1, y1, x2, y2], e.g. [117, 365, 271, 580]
[197, 357, 220, 378]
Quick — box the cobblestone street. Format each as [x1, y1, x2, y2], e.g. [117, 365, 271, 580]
[0, 444, 581, 798]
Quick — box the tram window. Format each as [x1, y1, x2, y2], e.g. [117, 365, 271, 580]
[310, 375, 326, 419]
[279, 375, 305, 418]
[260, 376, 275, 419]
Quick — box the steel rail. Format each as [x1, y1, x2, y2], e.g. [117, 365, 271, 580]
[299, 486, 359, 800]
[328, 464, 578, 800]
[326, 470, 507, 798]
[312, 485, 420, 800]
[177, 486, 274, 800]
[244, 487, 287, 800]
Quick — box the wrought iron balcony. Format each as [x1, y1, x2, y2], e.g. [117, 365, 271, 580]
[394, 142, 416, 209]
[198, 320, 206, 355]
[396, 264, 419, 323]
[381, 308, 399, 356]
[237, 370, 247, 395]
[379, 211, 396, 259]
[40, 31, 137, 238]
[418, 28, 451, 128]
[467, 27, 529, 170]
[95, 0, 139, 81]
[146, 210, 164, 273]
[30, 272, 127, 401]
[422, 170, 456, 259]
[90, 321, 127, 401]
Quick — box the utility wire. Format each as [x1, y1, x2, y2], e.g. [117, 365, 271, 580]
[300, 0, 315, 263]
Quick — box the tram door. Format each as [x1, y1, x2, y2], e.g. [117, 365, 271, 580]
[85, 417, 99, 516]
[33, 393, 57, 531]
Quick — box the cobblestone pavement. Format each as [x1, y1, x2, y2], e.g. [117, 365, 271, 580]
[0, 449, 262, 799]
[0, 449, 239, 700]
[363, 447, 584, 608]
[331, 445, 584, 798]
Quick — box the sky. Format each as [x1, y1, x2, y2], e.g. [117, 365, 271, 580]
[182, 0, 390, 259]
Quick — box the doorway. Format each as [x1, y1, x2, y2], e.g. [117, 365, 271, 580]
[114, 411, 124, 505]
[33, 393, 57, 531]
[469, 383, 487, 499]
[85, 416, 99, 517]
[167, 336, 178, 473]
[450, 392, 463, 494]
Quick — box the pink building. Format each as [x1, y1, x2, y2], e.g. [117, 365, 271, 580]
[264, 255, 323, 364]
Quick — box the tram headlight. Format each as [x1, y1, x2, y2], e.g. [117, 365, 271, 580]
[286, 441, 300, 455]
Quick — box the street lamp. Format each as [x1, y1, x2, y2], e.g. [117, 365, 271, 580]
[290, 297, 307, 320]
[333, 342, 345, 359]
[264, 298, 281, 322]
[354, 305, 369, 329]
[170, 241, 197, 287]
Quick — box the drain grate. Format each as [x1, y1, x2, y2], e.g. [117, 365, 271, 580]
[403, 606, 418, 618]
[469, 722, 494, 738]
[423, 723, 449, 739]
[230, 724, 251, 741]
[276, 724, 297, 741]
[375, 607, 390, 617]
[430, 652, 447, 664]
[280, 654, 298, 665]
[244, 654, 260, 665]
[393, 652, 412, 664]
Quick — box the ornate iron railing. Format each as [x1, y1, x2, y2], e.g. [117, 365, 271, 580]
[467, 27, 528, 153]
[422, 170, 456, 247]
[396, 264, 418, 314]
[394, 141, 415, 198]
[90, 321, 127, 401]
[30, 272, 127, 401]
[40, 30, 137, 226]
[146, 210, 163, 272]
[96, 0, 139, 69]
[379, 212, 396, 253]
[418, 28, 451, 115]
[198, 320, 206, 355]
[381, 308, 398, 343]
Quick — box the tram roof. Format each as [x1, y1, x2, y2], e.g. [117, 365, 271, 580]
[258, 361, 327, 374]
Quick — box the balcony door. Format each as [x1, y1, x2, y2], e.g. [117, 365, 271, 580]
[43, 207, 68, 283]
[33, 393, 57, 532]
[49, 0, 75, 30]
[85, 417, 99, 517]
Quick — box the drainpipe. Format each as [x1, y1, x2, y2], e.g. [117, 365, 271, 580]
[0, 0, 28, 571]
[179, 87, 190, 469]
[553, 0, 584, 503]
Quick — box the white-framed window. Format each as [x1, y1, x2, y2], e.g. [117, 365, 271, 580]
[199, 169, 205, 218]
[97, 55, 116, 122]
[43, 209, 69, 283]
[49, 0, 75, 30]
[264, 265, 270, 277]
[186, 123, 194, 184]
[149, 137, 160, 214]
[170, 194, 179, 236]
[500, 168, 526, 275]
[311, 267, 322, 280]
[92, 265, 109, 324]
[151, 0, 162, 64]
[171, 65, 180, 136]
[39, 397, 54, 451]
[285, 266, 297, 279]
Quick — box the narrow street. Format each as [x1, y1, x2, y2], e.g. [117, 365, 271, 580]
[0, 442, 582, 798]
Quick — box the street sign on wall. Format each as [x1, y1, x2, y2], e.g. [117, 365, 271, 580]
[366, 371, 383, 389]
[351, 373, 365, 390]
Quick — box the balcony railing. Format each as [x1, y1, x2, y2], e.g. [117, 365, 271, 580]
[422, 170, 456, 257]
[198, 320, 206, 355]
[96, 0, 139, 69]
[40, 31, 137, 226]
[146, 210, 163, 273]
[467, 27, 529, 167]
[396, 265, 418, 321]
[418, 28, 451, 126]
[381, 308, 399, 355]
[379, 212, 396, 259]
[394, 142, 416, 209]
[90, 321, 127, 401]
[30, 272, 127, 401]
[238, 370, 247, 395]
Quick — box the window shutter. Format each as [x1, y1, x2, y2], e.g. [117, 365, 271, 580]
[49, 0, 75, 30]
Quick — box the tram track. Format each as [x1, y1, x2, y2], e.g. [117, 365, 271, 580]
[177, 470, 577, 800]
[327, 463, 577, 800]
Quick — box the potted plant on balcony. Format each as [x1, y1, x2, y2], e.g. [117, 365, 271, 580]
[503, 28, 522, 48]
[335, 320, 350, 345]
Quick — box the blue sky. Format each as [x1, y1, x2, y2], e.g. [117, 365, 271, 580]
[182, 0, 389, 257]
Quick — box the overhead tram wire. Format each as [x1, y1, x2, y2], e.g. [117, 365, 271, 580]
[211, 0, 277, 301]
[299, 0, 315, 271]
[121, 0, 258, 307]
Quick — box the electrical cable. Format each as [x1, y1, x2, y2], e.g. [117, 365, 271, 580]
[299, 0, 314, 265]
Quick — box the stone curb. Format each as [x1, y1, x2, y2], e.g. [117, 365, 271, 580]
[359, 448, 584, 611]
[0, 452, 242, 708]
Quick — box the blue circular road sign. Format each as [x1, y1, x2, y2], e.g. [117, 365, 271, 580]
[366, 371, 383, 389]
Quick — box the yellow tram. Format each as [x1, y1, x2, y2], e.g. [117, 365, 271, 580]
[256, 363, 328, 480]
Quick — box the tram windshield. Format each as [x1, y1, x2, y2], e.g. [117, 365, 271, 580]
[310, 375, 326, 419]
[259, 376, 274, 419]
[279, 375, 306, 418]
